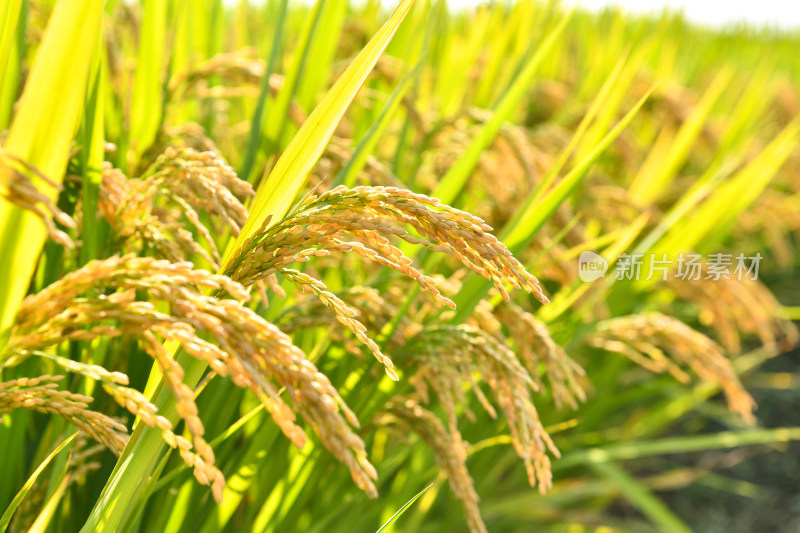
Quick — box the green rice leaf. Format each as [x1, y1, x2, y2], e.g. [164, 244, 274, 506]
[588, 461, 693, 533]
[375, 483, 435, 533]
[223, 0, 416, 269]
[0, 0, 103, 336]
[0, 432, 77, 533]
[239, 0, 289, 182]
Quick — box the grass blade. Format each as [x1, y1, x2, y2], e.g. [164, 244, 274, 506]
[223, 0, 416, 267]
[0, 0, 103, 337]
[333, 63, 421, 188]
[0, 432, 77, 533]
[78, 32, 107, 266]
[238, 0, 289, 182]
[128, 0, 168, 166]
[376, 483, 435, 533]
[629, 68, 732, 203]
[0, 0, 24, 129]
[558, 426, 800, 469]
[589, 461, 693, 533]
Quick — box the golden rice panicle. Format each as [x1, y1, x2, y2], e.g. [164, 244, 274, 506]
[165, 52, 306, 125]
[138, 123, 225, 176]
[223, 185, 548, 379]
[210, 300, 378, 497]
[98, 166, 221, 268]
[277, 285, 417, 352]
[8, 255, 248, 354]
[0, 331, 200, 474]
[226, 185, 547, 304]
[15, 350, 130, 387]
[145, 147, 254, 205]
[5, 255, 373, 499]
[404, 324, 558, 492]
[381, 398, 487, 533]
[587, 312, 756, 424]
[99, 147, 253, 270]
[0, 375, 129, 454]
[668, 276, 799, 354]
[168, 50, 265, 101]
[467, 120, 551, 225]
[414, 116, 479, 191]
[281, 269, 398, 380]
[0, 149, 76, 248]
[139, 331, 224, 500]
[476, 299, 588, 410]
[96, 373, 199, 472]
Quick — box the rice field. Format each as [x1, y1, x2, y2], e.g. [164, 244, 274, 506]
[1, 1, 799, 532]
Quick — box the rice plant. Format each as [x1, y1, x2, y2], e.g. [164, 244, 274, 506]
[1, 1, 799, 532]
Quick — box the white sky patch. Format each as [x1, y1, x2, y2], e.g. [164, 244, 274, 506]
[439, 0, 800, 30]
[229, 0, 800, 30]
[563, 0, 800, 29]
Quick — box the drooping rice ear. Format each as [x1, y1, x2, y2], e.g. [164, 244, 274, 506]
[0, 375, 128, 455]
[473, 298, 587, 410]
[98, 148, 254, 270]
[402, 324, 558, 493]
[226, 185, 548, 304]
[587, 312, 756, 424]
[0, 150, 76, 248]
[5, 254, 376, 501]
[667, 275, 799, 354]
[379, 398, 487, 533]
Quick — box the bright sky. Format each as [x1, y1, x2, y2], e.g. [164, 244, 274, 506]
[564, 0, 800, 29]
[443, 0, 800, 29]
